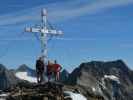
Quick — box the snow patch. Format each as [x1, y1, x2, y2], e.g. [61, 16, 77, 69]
[92, 87, 96, 92]
[64, 91, 87, 100]
[0, 93, 9, 97]
[15, 72, 37, 83]
[104, 75, 120, 83]
[0, 93, 9, 100]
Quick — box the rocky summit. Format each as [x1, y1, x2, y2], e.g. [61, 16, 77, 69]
[0, 60, 133, 100]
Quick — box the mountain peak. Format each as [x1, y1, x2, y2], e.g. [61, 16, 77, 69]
[67, 59, 133, 100]
[0, 64, 6, 72]
[68, 59, 131, 85]
[17, 64, 30, 72]
[62, 69, 69, 74]
[60, 69, 70, 83]
[79, 59, 129, 71]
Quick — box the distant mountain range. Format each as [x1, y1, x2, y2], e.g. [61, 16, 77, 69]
[0, 59, 133, 100]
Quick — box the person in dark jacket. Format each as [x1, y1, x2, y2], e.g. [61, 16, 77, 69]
[36, 57, 44, 83]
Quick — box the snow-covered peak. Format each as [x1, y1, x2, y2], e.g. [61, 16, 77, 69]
[15, 72, 37, 83]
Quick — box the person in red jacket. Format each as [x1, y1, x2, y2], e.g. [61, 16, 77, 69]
[53, 60, 62, 81]
[46, 60, 53, 82]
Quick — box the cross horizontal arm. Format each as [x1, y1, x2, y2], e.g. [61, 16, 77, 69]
[25, 27, 40, 33]
[25, 27, 63, 35]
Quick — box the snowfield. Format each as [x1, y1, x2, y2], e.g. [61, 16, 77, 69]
[15, 72, 37, 83]
[64, 91, 87, 100]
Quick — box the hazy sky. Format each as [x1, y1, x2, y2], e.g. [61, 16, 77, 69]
[0, 0, 133, 71]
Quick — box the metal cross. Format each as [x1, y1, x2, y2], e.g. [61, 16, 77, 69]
[25, 8, 63, 63]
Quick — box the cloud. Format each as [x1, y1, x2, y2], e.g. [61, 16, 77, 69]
[120, 43, 133, 48]
[54, 37, 96, 41]
[0, 37, 96, 42]
[0, 0, 133, 26]
[0, 37, 35, 41]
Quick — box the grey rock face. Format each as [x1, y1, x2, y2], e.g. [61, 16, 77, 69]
[0, 64, 18, 90]
[0, 64, 36, 90]
[67, 60, 133, 100]
[60, 69, 69, 83]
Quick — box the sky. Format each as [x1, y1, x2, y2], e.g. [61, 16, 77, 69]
[0, 0, 133, 71]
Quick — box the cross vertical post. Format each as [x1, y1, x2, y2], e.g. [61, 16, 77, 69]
[40, 9, 48, 63]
